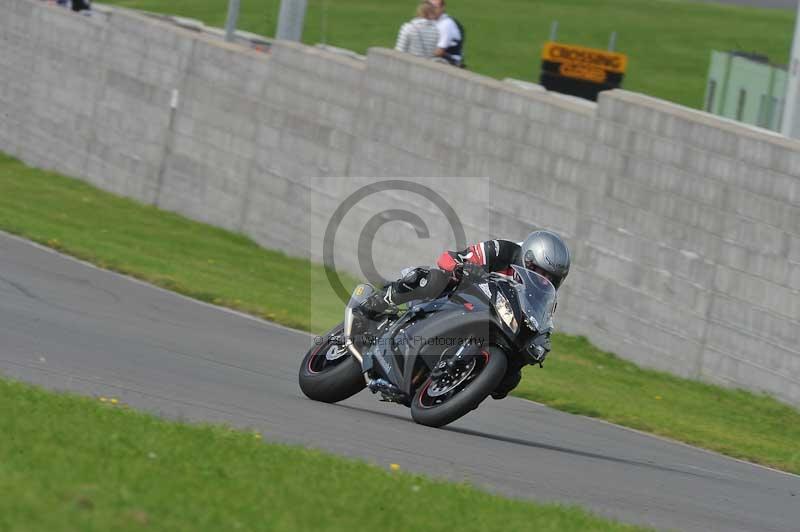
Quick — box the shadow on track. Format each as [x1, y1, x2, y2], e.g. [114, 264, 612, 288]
[445, 426, 737, 482]
[336, 403, 733, 483]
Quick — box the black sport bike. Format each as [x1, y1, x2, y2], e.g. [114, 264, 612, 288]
[299, 265, 556, 427]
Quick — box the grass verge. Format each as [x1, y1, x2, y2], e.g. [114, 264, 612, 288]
[1, 152, 799, 475]
[0, 154, 353, 333]
[0, 378, 650, 532]
[100, 0, 794, 108]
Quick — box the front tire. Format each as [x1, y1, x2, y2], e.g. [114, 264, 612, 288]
[299, 324, 365, 403]
[411, 346, 507, 427]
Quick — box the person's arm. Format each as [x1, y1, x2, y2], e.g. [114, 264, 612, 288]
[395, 23, 410, 52]
[436, 240, 519, 272]
[436, 244, 479, 271]
[434, 18, 457, 57]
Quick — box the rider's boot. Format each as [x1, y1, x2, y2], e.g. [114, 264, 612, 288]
[491, 369, 522, 400]
[491, 356, 527, 400]
[359, 267, 433, 316]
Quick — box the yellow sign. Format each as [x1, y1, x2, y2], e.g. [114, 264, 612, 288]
[559, 63, 606, 83]
[542, 41, 628, 77]
[355, 285, 365, 296]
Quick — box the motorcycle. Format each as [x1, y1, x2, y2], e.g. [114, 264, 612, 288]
[298, 264, 557, 427]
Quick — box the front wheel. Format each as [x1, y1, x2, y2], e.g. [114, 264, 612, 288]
[411, 346, 507, 427]
[299, 323, 366, 403]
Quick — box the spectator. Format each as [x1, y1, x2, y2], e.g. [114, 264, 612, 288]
[430, 0, 465, 67]
[395, 2, 439, 59]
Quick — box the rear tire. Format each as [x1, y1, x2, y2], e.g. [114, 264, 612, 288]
[299, 324, 365, 403]
[410, 346, 507, 427]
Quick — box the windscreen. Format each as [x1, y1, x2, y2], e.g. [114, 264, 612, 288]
[510, 265, 557, 333]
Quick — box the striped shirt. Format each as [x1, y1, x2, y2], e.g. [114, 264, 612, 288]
[395, 18, 439, 59]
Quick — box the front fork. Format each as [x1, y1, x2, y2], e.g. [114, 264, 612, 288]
[342, 283, 377, 384]
[343, 285, 410, 401]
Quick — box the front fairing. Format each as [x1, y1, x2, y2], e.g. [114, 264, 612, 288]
[364, 289, 501, 396]
[362, 270, 554, 397]
[509, 265, 557, 334]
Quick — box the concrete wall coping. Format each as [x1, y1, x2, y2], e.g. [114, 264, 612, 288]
[274, 39, 367, 70]
[367, 47, 597, 117]
[107, 6, 197, 38]
[101, 7, 272, 62]
[189, 30, 268, 58]
[604, 89, 800, 150]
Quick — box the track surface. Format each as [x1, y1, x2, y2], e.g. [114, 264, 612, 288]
[1, 232, 798, 532]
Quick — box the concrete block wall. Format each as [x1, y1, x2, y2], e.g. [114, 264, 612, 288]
[0, 0, 37, 160]
[88, 10, 194, 203]
[245, 41, 366, 259]
[3, 0, 800, 406]
[346, 50, 599, 278]
[0, 1, 107, 180]
[158, 36, 270, 232]
[582, 90, 800, 403]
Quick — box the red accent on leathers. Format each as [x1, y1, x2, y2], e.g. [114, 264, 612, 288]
[437, 240, 520, 275]
[436, 251, 459, 271]
[469, 244, 484, 265]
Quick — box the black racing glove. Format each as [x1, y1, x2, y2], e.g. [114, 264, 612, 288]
[457, 262, 484, 283]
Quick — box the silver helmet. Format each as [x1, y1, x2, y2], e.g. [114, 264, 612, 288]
[519, 230, 570, 289]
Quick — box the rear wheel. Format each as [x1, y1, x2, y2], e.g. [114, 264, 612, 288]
[410, 345, 507, 427]
[299, 323, 365, 403]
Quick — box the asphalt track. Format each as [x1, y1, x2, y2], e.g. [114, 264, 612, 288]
[1, 231, 799, 531]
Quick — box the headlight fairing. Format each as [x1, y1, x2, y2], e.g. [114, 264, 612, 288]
[494, 290, 518, 333]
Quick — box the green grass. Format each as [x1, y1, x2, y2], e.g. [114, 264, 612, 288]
[0, 378, 650, 532]
[516, 336, 800, 473]
[0, 154, 354, 333]
[101, 0, 794, 108]
[1, 152, 799, 476]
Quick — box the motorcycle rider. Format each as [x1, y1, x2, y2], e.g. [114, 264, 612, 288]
[362, 230, 570, 399]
